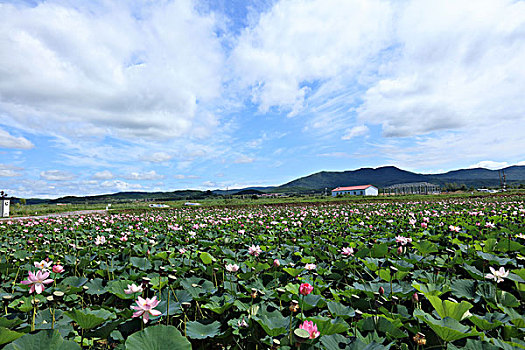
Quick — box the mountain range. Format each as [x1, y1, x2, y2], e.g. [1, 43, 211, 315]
[278, 165, 525, 190]
[16, 165, 525, 204]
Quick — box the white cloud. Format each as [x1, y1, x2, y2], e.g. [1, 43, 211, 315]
[0, 1, 224, 140]
[234, 155, 254, 164]
[468, 161, 509, 170]
[174, 174, 200, 180]
[0, 164, 21, 177]
[101, 180, 142, 192]
[92, 170, 114, 180]
[231, 0, 392, 115]
[40, 170, 76, 181]
[358, 0, 525, 137]
[318, 152, 353, 158]
[342, 125, 369, 140]
[125, 170, 164, 181]
[143, 152, 173, 163]
[371, 121, 525, 171]
[0, 128, 34, 149]
[202, 181, 217, 187]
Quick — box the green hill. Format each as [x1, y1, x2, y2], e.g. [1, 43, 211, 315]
[275, 165, 525, 192]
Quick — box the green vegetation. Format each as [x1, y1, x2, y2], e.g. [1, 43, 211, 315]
[0, 196, 523, 348]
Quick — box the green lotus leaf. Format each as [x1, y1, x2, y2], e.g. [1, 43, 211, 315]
[476, 251, 512, 265]
[186, 320, 222, 339]
[0, 327, 24, 345]
[130, 257, 152, 271]
[496, 290, 519, 308]
[125, 325, 191, 349]
[201, 295, 234, 314]
[357, 315, 406, 339]
[411, 241, 438, 255]
[469, 312, 509, 330]
[60, 276, 89, 291]
[65, 308, 114, 330]
[108, 280, 135, 299]
[462, 264, 485, 280]
[320, 334, 355, 350]
[426, 295, 473, 321]
[414, 309, 480, 342]
[0, 317, 24, 329]
[371, 243, 388, 258]
[253, 307, 288, 337]
[84, 278, 106, 295]
[180, 277, 216, 299]
[199, 251, 215, 265]
[282, 267, 302, 277]
[327, 301, 355, 319]
[306, 316, 349, 336]
[495, 239, 524, 253]
[4, 330, 80, 350]
[447, 338, 500, 350]
[450, 279, 477, 301]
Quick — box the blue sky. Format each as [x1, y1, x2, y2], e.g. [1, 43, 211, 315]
[1, 0, 525, 198]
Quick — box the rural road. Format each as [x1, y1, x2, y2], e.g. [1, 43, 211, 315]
[0, 209, 108, 222]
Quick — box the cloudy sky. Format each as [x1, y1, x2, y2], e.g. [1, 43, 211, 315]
[1, 0, 524, 198]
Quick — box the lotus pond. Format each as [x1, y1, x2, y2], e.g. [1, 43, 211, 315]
[0, 196, 524, 349]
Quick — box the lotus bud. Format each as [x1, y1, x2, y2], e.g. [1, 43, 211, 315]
[412, 292, 419, 302]
[378, 286, 385, 295]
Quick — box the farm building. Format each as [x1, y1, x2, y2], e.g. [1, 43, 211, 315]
[332, 185, 378, 197]
[383, 182, 440, 195]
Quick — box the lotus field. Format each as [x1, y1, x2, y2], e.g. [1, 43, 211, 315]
[1, 197, 525, 349]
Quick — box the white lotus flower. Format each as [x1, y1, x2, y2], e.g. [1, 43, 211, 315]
[485, 266, 509, 283]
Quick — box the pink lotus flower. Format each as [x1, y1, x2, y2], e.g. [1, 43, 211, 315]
[304, 263, 316, 271]
[225, 263, 240, 272]
[273, 259, 280, 267]
[341, 247, 354, 256]
[449, 225, 461, 232]
[299, 320, 320, 339]
[131, 296, 162, 323]
[421, 222, 427, 228]
[124, 283, 143, 294]
[248, 245, 262, 257]
[34, 260, 53, 271]
[299, 283, 313, 296]
[395, 236, 412, 245]
[94, 235, 106, 245]
[52, 265, 65, 273]
[21, 270, 54, 294]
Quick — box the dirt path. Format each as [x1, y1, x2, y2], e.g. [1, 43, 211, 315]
[0, 209, 108, 222]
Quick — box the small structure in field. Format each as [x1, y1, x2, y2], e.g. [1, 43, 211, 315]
[1, 191, 10, 217]
[384, 182, 440, 195]
[149, 204, 170, 208]
[332, 185, 378, 197]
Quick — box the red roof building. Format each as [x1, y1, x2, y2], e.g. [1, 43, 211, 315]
[331, 184, 378, 196]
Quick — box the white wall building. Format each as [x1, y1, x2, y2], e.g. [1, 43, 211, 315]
[331, 185, 378, 197]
